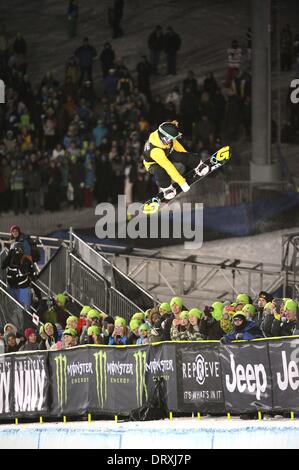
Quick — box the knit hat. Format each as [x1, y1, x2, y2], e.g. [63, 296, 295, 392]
[66, 315, 78, 325]
[63, 328, 77, 337]
[87, 309, 101, 320]
[39, 325, 45, 335]
[24, 328, 35, 340]
[170, 297, 183, 308]
[179, 311, 189, 320]
[114, 317, 126, 328]
[211, 302, 224, 321]
[258, 291, 273, 303]
[235, 294, 250, 305]
[55, 293, 67, 306]
[242, 304, 256, 318]
[80, 306, 91, 316]
[263, 302, 273, 314]
[145, 309, 152, 319]
[130, 319, 141, 332]
[284, 299, 298, 313]
[159, 302, 171, 313]
[188, 308, 203, 320]
[232, 312, 247, 321]
[87, 326, 101, 336]
[139, 323, 150, 333]
[131, 312, 145, 322]
[10, 225, 20, 234]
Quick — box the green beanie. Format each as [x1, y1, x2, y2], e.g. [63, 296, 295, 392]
[236, 293, 250, 305]
[180, 310, 189, 320]
[139, 323, 150, 333]
[188, 308, 203, 320]
[66, 315, 78, 324]
[170, 297, 183, 308]
[87, 326, 101, 336]
[80, 306, 91, 316]
[63, 328, 77, 337]
[233, 311, 247, 320]
[159, 302, 171, 313]
[39, 325, 45, 335]
[132, 312, 145, 321]
[284, 299, 298, 313]
[130, 319, 141, 331]
[55, 293, 67, 306]
[212, 302, 224, 321]
[115, 317, 126, 328]
[87, 309, 101, 320]
[242, 304, 256, 318]
[264, 302, 273, 312]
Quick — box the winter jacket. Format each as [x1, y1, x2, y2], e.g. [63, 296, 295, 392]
[185, 325, 204, 341]
[19, 341, 39, 352]
[127, 332, 139, 345]
[108, 335, 127, 345]
[1, 250, 33, 288]
[199, 318, 225, 340]
[170, 324, 189, 341]
[222, 320, 263, 342]
[270, 318, 297, 337]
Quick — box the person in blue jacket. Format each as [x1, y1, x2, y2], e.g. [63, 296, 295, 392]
[220, 311, 263, 343]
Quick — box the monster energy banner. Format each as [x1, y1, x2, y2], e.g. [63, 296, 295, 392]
[176, 343, 224, 413]
[0, 352, 48, 417]
[2, 338, 299, 420]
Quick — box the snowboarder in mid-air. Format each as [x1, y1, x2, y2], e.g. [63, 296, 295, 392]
[142, 120, 209, 201]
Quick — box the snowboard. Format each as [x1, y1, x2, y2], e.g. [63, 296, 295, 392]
[142, 145, 231, 214]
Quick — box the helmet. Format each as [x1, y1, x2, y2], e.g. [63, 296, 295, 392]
[158, 122, 180, 144]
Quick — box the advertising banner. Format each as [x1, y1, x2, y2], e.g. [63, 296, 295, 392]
[176, 343, 225, 413]
[268, 338, 299, 412]
[219, 342, 272, 413]
[0, 354, 13, 417]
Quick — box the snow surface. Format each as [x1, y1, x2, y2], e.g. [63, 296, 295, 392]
[1, 416, 299, 449]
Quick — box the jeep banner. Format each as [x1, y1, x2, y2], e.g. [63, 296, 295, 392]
[268, 338, 299, 412]
[219, 341, 272, 413]
[176, 343, 224, 413]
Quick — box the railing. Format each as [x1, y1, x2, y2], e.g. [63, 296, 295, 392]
[0, 284, 41, 332]
[69, 253, 108, 313]
[109, 287, 142, 321]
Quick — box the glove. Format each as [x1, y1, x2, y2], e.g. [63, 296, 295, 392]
[180, 182, 190, 192]
[235, 333, 244, 340]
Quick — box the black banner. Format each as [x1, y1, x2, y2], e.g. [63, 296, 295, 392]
[2, 339, 299, 420]
[0, 352, 48, 418]
[0, 355, 13, 417]
[176, 343, 224, 413]
[219, 342, 272, 413]
[268, 338, 299, 412]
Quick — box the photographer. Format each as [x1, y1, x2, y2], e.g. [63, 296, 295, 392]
[37, 293, 70, 328]
[108, 317, 128, 345]
[1, 242, 33, 309]
[271, 299, 298, 337]
[199, 302, 225, 340]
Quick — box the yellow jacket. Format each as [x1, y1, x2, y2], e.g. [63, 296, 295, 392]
[143, 130, 187, 186]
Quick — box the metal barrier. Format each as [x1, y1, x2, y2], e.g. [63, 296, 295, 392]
[69, 253, 108, 313]
[70, 230, 157, 311]
[0, 286, 40, 333]
[109, 287, 142, 322]
[37, 244, 68, 295]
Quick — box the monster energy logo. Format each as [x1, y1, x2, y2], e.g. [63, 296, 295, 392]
[94, 351, 107, 409]
[54, 355, 67, 408]
[134, 350, 148, 407]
